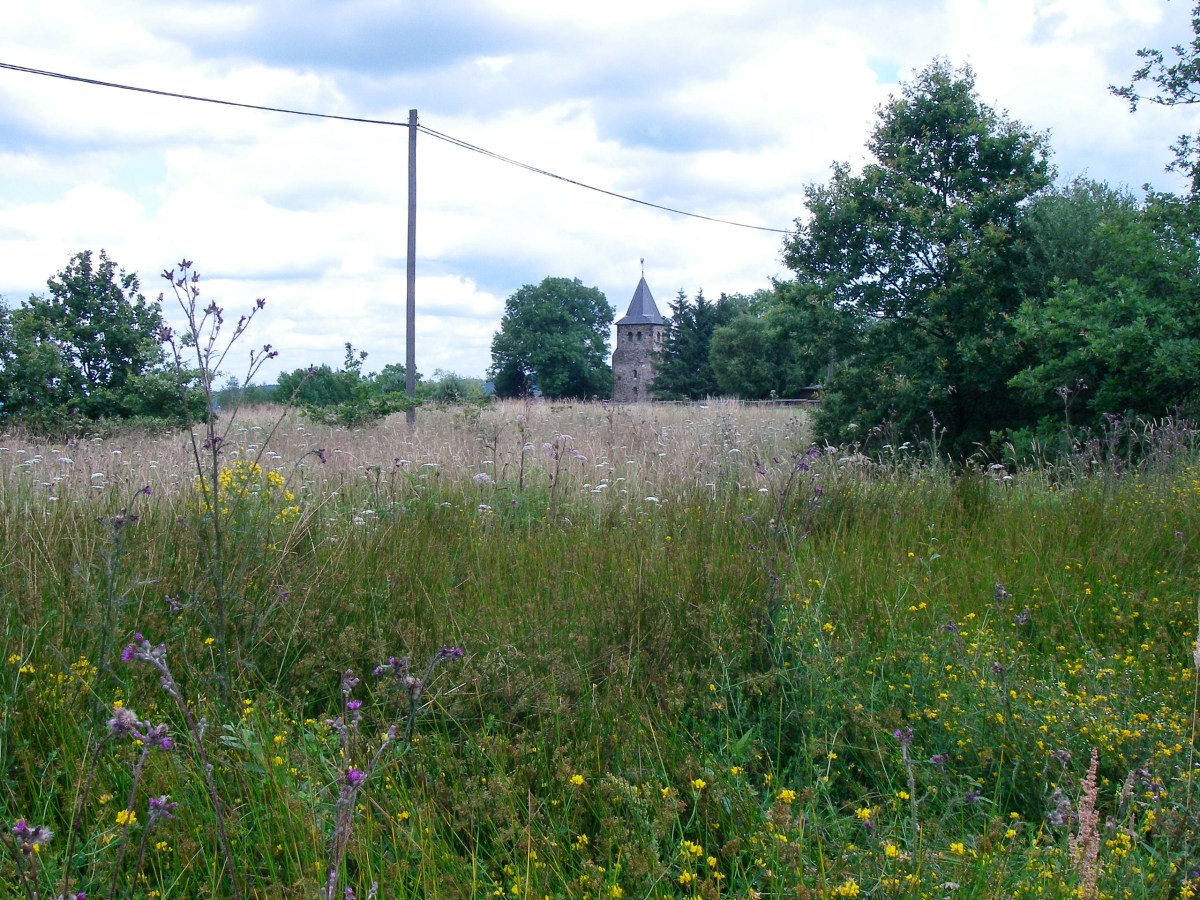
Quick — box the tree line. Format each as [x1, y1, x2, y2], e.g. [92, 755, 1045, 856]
[490, 29, 1200, 458]
[5, 13, 1200, 458]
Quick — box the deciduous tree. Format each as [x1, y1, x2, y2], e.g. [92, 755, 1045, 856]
[782, 60, 1052, 453]
[489, 277, 613, 399]
[0, 250, 181, 430]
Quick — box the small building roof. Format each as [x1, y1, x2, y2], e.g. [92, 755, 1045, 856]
[616, 276, 666, 326]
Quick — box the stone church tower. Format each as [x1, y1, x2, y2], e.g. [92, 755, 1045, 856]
[611, 272, 667, 402]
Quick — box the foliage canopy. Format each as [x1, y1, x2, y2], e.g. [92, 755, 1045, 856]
[489, 277, 613, 399]
[782, 60, 1053, 453]
[0, 250, 187, 432]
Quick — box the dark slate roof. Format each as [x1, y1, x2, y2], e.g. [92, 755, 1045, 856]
[615, 276, 666, 326]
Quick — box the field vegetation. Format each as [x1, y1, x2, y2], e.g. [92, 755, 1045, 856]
[2, 399, 1199, 898]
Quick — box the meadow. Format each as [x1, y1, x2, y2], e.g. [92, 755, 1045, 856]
[2, 399, 1199, 899]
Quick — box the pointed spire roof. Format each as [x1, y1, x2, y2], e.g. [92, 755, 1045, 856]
[616, 276, 665, 326]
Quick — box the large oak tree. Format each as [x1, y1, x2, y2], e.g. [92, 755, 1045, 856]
[489, 277, 614, 399]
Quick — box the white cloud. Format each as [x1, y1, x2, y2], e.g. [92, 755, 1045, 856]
[1, 0, 1194, 380]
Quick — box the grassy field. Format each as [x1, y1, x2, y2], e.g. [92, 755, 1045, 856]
[2, 399, 1198, 899]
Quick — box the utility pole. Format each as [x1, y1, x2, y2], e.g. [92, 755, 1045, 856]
[406, 108, 418, 427]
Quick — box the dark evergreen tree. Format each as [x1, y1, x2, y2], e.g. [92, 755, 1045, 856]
[651, 290, 742, 400]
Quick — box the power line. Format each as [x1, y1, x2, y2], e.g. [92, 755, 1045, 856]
[0, 60, 794, 234]
[0, 61, 408, 127]
[417, 125, 793, 234]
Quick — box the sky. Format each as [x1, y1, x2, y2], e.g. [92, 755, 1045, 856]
[1, 0, 1196, 383]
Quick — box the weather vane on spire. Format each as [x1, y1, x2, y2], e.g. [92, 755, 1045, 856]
[640, 257, 644, 277]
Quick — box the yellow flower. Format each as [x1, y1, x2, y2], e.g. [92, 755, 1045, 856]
[115, 809, 137, 826]
[854, 807, 872, 822]
[204, 637, 215, 646]
[608, 887, 624, 899]
[690, 778, 707, 790]
[832, 879, 861, 896]
[885, 843, 900, 858]
[569, 774, 584, 786]
[777, 789, 797, 804]
[729, 766, 744, 776]
[7, 653, 21, 664]
[677, 871, 696, 887]
[681, 840, 703, 858]
[950, 841, 966, 854]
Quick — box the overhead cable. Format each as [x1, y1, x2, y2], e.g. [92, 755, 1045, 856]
[0, 60, 793, 234]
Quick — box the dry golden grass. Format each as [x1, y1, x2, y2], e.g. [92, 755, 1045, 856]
[0, 399, 813, 503]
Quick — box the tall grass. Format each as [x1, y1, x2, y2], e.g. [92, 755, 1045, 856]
[1, 402, 1198, 897]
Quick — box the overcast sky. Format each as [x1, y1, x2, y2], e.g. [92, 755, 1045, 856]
[1, 0, 1196, 382]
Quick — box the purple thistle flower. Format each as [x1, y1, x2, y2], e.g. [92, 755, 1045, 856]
[964, 788, 983, 805]
[346, 699, 362, 712]
[893, 726, 914, 749]
[435, 646, 464, 663]
[108, 705, 141, 738]
[929, 754, 947, 767]
[143, 723, 174, 752]
[373, 656, 410, 678]
[344, 768, 365, 788]
[147, 795, 178, 823]
[341, 671, 360, 696]
[10, 819, 53, 854]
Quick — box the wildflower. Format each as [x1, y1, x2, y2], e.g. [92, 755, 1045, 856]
[435, 646, 464, 663]
[115, 809, 137, 826]
[854, 807, 872, 822]
[108, 705, 141, 738]
[570, 774, 584, 786]
[677, 871, 696, 887]
[690, 778, 707, 790]
[142, 723, 174, 751]
[777, 789, 797, 804]
[10, 819, 53, 854]
[204, 636, 215, 645]
[949, 841, 965, 854]
[893, 726, 914, 748]
[729, 766, 744, 776]
[344, 768, 366, 788]
[681, 840, 703, 857]
[885, 843, 900, 858]
[832, 879, 861, 896]
[147, 795, 178, 824]
[1046, 787, 1072, 829]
